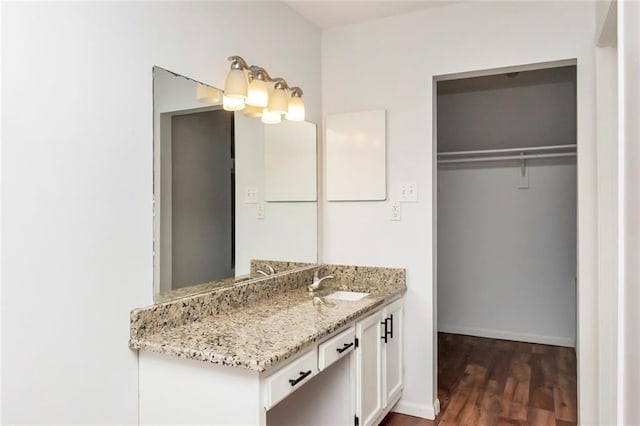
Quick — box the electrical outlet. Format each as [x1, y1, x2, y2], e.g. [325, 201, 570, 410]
[256, 203, 265, 220]
[245, 185, 258, 203]
[391, 202, 401, 221]
[399, 181, 418, 202]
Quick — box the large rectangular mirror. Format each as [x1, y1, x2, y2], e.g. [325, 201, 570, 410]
[153, 66, 317, 301]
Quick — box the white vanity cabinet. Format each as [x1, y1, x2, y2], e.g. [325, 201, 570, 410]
[355, 298, 403, 426]
[263, 348, 319, 409]
[355, 309, 384, 425]
[383, 299, 403, 407]
[138, 297, 403, 426]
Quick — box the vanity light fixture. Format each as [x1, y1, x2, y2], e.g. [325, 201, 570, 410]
[196, 83, 222, 103]
[243, 104, 263, 118]
[222, 95, 245, 111]
[268, 80, 289, 115]
[222, 55, 305, 122]
[285, 88, 305, 122]
[261, 108, 282, 124]
[246, 69, 269, 108]
[223, 58, 248, 99]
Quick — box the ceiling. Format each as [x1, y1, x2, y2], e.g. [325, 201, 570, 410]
[284, 1, 459, 29]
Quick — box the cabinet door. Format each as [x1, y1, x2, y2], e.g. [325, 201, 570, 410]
[383, 299, 403, 406]
[355, 309, 384, 426]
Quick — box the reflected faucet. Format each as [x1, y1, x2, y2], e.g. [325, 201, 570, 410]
[308, 270, 334, 292]
[256, 263, 276, 277]
[312, 296, 336, 308]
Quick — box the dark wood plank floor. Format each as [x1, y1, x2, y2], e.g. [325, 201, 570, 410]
[380, 333, 577, 426]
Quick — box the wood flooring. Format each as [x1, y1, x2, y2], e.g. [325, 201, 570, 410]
[380, 333, 577, 426]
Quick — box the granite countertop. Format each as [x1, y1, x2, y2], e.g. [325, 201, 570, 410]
[130, 273, 405, 373]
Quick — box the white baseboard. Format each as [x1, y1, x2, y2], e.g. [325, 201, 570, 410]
[438, 324, 575, 347]
[392, 398, 440, 420]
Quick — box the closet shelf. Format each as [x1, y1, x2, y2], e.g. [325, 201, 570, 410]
[437, 144, 576, 164]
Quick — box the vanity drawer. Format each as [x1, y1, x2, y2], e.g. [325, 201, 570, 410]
[318, 326, 356, 371]
[264, 348, 318, 409]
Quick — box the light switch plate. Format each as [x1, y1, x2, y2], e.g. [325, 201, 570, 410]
[391, 202, 401, 221]
[256, 203, 265, 219]
[245, 185, 258, 203]
[399, 181, 418, 202]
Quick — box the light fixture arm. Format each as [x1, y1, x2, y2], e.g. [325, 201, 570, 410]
[249, 66, 269, 82]
[227, 55, 249, 70]
[227, 56, 300, 93]
[272, 78, 290, 91]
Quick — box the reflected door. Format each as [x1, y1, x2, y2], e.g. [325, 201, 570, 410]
[171, 110, 234, 289]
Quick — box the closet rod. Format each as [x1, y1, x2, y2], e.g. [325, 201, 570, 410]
[437, 152, 576, 164]
[437, 144, 577, 157]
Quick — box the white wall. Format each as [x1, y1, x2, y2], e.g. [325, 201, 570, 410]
[321, 1, 597, 420]
[1, 2, 320, 423]
[438, 162, 577, 346]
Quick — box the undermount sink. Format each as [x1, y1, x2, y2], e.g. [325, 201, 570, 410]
[324, 291, 370, 301]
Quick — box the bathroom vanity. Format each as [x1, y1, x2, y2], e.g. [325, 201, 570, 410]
[130, 264, 405, 426]
[140, 67, 404, 425]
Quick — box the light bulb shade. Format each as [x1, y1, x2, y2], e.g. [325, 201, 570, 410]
[223, 95, 245, 111]
[246, 79, 269, 107]
[224, 68, 247, 99]
[268, 87, 289, 114]
[196, 84, 221, 103]
[285, 96, 305, 121]
[243, 104, 263, 118]
[261, 109, 282, 124]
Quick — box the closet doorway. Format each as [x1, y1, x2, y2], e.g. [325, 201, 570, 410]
[434, 63, 578, 424]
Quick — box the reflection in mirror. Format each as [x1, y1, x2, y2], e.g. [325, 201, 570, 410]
[153, 67, 317, 302]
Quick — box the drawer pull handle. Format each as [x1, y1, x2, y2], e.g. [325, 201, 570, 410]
[381, 315, 394, 343]
[336, 342, 354, 354]
[289, 370, 312, 387]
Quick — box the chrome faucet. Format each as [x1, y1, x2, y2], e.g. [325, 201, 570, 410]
[308, 270, 334, 292]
